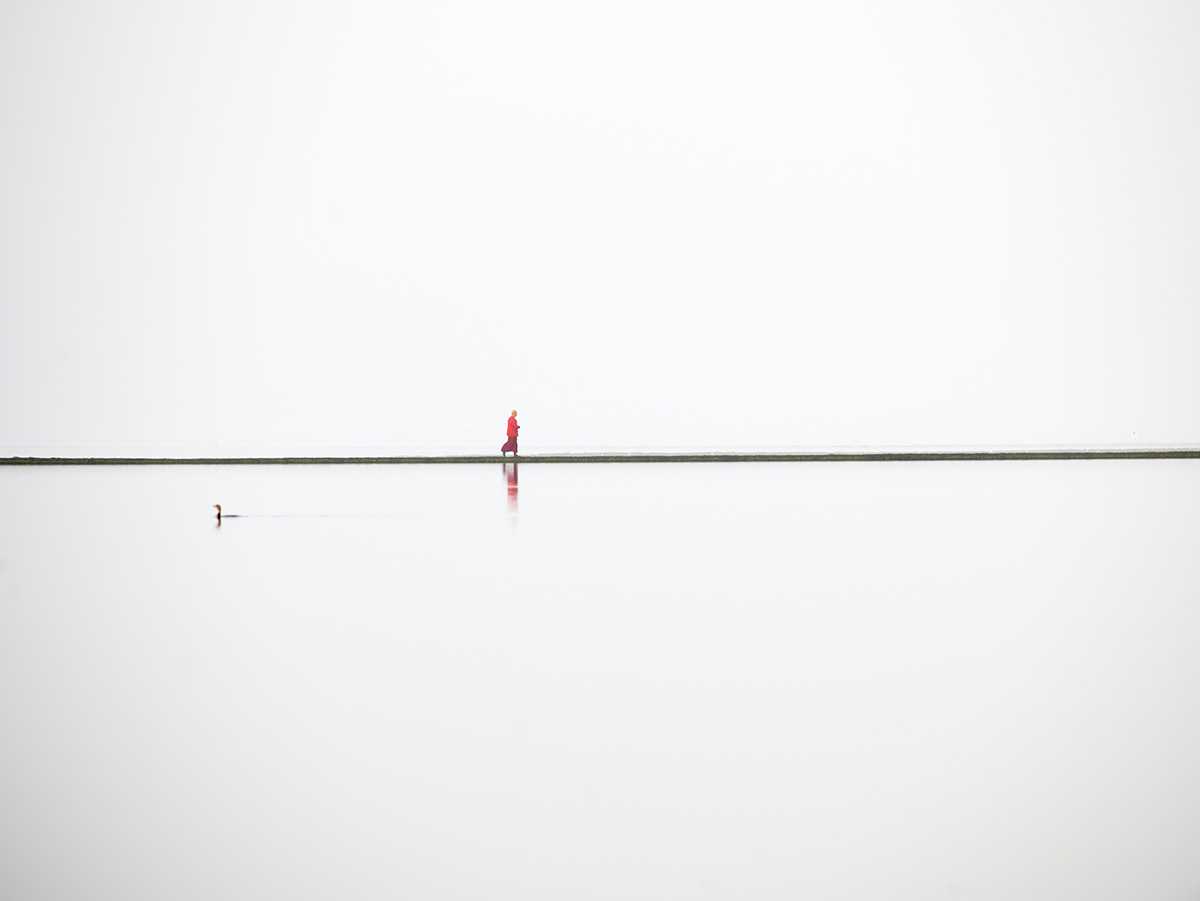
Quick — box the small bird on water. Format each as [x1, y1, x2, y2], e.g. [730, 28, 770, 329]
[213, 504, 240, 522]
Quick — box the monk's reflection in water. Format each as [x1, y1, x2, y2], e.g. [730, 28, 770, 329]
[503, 462, 518, 513]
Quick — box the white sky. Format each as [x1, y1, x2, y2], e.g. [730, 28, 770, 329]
[3, 1, 1198, 452]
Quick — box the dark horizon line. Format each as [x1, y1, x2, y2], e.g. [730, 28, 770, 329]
[3, 449, 1200, 465]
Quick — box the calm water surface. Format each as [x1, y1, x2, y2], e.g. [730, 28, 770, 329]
[2, 462, 1198, 900]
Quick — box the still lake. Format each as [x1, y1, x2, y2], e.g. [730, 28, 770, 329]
[2, 461, 1198, 900]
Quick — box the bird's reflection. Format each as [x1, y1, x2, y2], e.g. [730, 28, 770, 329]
[503, 462, 518, 513]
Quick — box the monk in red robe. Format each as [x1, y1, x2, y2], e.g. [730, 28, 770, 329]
[501, 410, 519, 455]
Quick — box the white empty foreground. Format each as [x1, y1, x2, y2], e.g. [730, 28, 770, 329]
[2, 461, 1197, 900]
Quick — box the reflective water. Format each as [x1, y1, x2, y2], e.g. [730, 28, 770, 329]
[2, 462, 1198, 900]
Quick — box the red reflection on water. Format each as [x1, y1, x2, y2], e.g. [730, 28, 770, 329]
[504, 462, 518, 513]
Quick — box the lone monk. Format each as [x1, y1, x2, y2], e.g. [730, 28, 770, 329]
[501, 410, 519, 456]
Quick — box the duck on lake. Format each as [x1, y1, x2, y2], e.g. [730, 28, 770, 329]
[213, 504, 240, 522]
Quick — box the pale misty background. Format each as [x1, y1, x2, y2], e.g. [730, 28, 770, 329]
[5, 7, 1200, 900]
[3, 1, 1198, 453]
